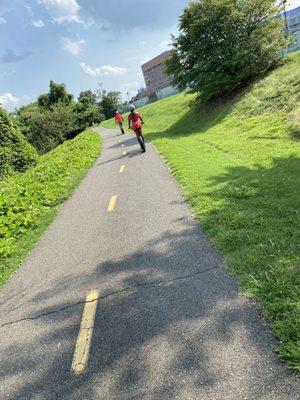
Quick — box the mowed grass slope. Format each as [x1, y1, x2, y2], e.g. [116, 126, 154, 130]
[102, 52, 300, 370]
[0, 130, 101, 286]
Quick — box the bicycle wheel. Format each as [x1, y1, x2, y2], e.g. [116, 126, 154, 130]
[138, 137, 146, 152]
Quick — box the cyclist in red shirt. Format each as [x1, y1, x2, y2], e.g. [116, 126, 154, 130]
[114, 111, 125, 134]
[128, 104, 146, 152]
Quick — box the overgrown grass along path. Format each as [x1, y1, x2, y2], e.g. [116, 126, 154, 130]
[0, 129, 101, 287]
[103, 52, 300, 371]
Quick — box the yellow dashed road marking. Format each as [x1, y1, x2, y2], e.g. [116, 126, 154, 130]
[107, 195, 117, 212]
[119, 165, 125, 173]
[71, 290, 99, 375]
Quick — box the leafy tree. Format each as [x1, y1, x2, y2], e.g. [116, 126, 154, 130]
[100, 91, 122, 119]
[0, 107, 38, 178]
[36, 93, 49, 109]
[74, 102, 104, 131]
[17, 102, 76, 153]
[38, 80, 73, 109]
[78, 90, 97, 105]
[166, 0, 291, 102]
[16, 82, 104, 154]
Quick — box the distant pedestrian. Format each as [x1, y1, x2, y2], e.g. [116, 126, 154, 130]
[115, 111, 125, 135]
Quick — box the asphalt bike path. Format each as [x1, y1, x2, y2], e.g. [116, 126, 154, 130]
[0, 128, 299, 399]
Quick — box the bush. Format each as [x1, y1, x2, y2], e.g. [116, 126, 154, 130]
[74, 95, 104, 132]
[0, 107, 38, 178]
[0, 130, 101, 284]
[166, 0, 292, 103]
[17, 83, 104, 154]
[17, 102, 77, 153]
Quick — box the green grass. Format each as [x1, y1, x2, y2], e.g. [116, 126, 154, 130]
[0, 129, 101, 286]
[103, 52, 300, 371]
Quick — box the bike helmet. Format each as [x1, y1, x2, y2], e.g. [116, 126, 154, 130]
[115, 110, 119, 114]
[129, 104, 135, 111]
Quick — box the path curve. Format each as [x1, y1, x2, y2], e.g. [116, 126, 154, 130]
[0, 127, 299, 400]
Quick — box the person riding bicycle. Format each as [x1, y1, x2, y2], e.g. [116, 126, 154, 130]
[128, 104, 146, 152]
[115, 111, 125, 134]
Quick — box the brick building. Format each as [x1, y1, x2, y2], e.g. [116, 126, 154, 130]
[141, 50, 174, 94]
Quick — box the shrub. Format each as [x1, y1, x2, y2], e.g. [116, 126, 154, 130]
[17, 102, 76, 153]
[0, 107, 38, 178]
[74, 96, 104, 132]
[0, 130, 100, 271]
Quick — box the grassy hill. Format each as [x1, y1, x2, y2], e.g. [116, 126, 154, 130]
[102, 52, 300, 370]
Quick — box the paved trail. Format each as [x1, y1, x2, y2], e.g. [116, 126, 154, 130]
[0, 128, 299, 400]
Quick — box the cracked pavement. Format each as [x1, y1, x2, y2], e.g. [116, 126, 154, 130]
[0, 127, 299, 399]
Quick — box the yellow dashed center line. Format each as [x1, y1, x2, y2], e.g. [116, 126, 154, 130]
[71, 290, 99, 375]
[119, 165, 125, 173]
[107, 195, 117, 212]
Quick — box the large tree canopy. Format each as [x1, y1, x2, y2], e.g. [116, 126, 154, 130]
[38, 80, 73, 109]
[166, 0, 291, 102]
[100, 91, 122, 119]
[17, 83, 104, 153]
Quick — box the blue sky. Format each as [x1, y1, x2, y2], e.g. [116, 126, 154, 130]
[0, 0, 299, 110]
[0, 0, 189, 110]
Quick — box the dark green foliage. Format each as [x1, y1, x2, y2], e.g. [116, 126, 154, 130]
[38, 80, 73, 109]
[100, 91, 122, 119]
[0, 106, 38, 178]
[74, 90, 104, 131]
[17, 102, 77, 153]
[166, 0, 292, 103]
[74, 101, 104, 132]
[78, 90, 97, 104]
[19, 79, 77, 153]
[0, 130, 101, 284]
[17, 82, 104, 153]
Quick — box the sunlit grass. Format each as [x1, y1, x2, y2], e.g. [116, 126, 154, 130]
[103, 52, 300, 370]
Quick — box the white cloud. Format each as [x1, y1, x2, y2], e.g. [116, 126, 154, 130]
[37, 0, 83, 24]
[0, 93, 31, 110]
[61, 37, 86, 55]
[25, 5, 45, 28]
[0, 17, 6, 24]
[0, 93, 19, 106]
[80, 62, 127, 77]
[32, 19, 45, 28]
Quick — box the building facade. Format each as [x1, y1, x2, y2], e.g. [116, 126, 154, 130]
[286, 7, 300, 51]
[141, 50, 174, 94]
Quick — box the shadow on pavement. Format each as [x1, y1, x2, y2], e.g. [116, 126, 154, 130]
[1, 214, 298, 399]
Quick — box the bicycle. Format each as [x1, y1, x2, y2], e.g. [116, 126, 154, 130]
[130, 126, 146, 152]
